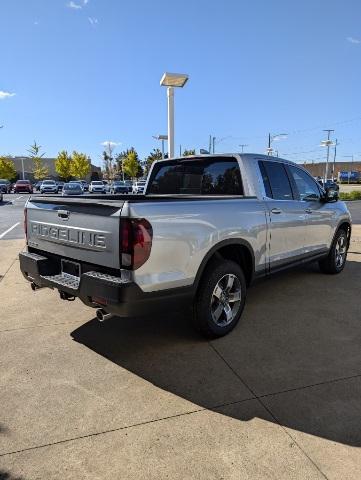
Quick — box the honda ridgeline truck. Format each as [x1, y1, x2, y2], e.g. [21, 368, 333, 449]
[20, 154, 351, 338]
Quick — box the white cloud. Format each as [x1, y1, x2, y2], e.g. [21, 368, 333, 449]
[34, 20, 39, 25]
[347, 36, 361, 44]
[67, 1, 82, 9]
[101, 141, 121, 148]
[0, 91, 16, 100]
[67, 0, 88, 8]
[88, 17, 98, 25]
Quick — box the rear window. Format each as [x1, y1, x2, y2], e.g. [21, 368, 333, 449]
[148, 157, 243, 195]
[17, 180, 30, 184]
[259, 161, 293, 200]
[92, 181, 103, 185]
[42, 180, 55, 184]
[64, 183, 81, 189]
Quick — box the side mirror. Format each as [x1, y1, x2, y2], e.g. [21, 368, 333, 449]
[324, 187, 338, 202]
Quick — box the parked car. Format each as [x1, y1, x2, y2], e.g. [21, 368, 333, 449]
[56, 181, 64, 192]
[0, 179, 12, 193]
[62, 182, 84, 196]
[69, 181, 84, 191]
[14, 180, 33, 194]
[316, 178, 339, 191]
[132, 180, 146, 194]
[40, 180, 58, 194]
[0, 190, 3, 202]
[20, 154, 351, 338]
[124, 180, 133, 193]
[110, 181, 129, 194]
[89, 181, 106, 193]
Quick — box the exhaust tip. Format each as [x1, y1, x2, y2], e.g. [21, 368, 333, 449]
[96, 308, 112, 322]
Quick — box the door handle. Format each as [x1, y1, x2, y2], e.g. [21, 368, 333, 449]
[271, 208, 282, 214]
[305, 208, 312, 214]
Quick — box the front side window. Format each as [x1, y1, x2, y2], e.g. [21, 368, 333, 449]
[288, 165, 320, 201]
[148, 157, 243, 195]
[261, 161, 293, 200]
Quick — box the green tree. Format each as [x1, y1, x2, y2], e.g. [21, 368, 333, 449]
[55, 150, 73, 181]
[183, 149, 196, 156]
[28, 141, 48, 180]
[71, 151, 91, 179]
[145, 148, 164, 173]
[115, 148, 139, 179]
[123, 151, 140, 179]
[0, 157, 17, 180]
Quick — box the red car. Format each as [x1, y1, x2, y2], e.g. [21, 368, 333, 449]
[14, 180, 33, 193]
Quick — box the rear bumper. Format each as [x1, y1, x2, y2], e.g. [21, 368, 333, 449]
[19, 250, 193, 317]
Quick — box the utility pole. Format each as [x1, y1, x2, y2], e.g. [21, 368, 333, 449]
[267, 133, 271, 155]
[332, 139, 339, 181]
[209, 135, 212, 154]
[179, 145, 182, 156]
[321, 129, 334, 182]
[239, 144, 248, 153]
[212, 136, 216, 154]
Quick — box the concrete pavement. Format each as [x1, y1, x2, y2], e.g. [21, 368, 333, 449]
[1, 229, 361, 478]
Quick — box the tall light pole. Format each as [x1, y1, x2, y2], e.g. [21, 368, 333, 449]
[320, 129, 334, 182]
[267, 133, 287, 155]
[160, 72, 188, 158]
[332, 139, 339, 181]
[152, 135, 168, 159]
[239, 144, 248, 153]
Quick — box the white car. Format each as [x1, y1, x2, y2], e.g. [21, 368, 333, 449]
[132, 181, 146, 194]
[40, 180, 58, 194]
[89, 181, 106, 194]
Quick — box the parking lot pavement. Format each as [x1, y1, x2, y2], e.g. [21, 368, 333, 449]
[1, 228, 361, 478]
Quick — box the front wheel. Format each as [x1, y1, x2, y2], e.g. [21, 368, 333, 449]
[319, 229, 348, 274]
[193, 259, 246, 338]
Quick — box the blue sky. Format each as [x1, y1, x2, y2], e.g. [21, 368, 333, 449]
[1, 0, 361, 167]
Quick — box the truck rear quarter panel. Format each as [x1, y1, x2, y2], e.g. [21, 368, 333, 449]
[127, 199, 268, 292]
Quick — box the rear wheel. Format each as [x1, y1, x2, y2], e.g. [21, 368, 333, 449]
[193, 259, 246, 338]
[319, 229, 348, 274]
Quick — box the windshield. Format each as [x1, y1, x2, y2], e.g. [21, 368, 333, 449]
[148, 157, 243, 195]
[17, 180, 30, 184]
[42, 180, 55, 184]
[92, 181, 103, 185]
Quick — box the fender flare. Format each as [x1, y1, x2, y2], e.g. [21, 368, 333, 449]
[192, 238, 256, 291]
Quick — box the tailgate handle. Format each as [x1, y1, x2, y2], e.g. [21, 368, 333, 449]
[57, 209, 70, 219]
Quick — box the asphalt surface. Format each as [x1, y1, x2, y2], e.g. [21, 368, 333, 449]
[1, 194, 361, 241]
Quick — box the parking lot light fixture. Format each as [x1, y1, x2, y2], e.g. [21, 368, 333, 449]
[152, 134, 168, 159]
[267, 133, 288, 155]
[160, 72, 189, 159]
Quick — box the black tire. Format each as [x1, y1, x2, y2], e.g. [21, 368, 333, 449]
[193, 259, 247, 338]
[319, 229, 348, 274]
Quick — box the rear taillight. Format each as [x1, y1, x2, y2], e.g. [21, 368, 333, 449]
[120, 218, 153, 270]
[24, 207, 28, 241]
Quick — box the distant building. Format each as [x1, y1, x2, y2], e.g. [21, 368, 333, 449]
[302, 161, 361, 179]
[7, 156, 101, 182]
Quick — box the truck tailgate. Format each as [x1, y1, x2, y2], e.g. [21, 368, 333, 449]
[26, 196, 124, 269]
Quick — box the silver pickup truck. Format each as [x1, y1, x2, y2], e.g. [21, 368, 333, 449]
[20, 154, 351, 338]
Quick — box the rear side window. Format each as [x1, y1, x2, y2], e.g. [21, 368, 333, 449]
[260, 161, 293, 200]
[148, 157, 243, 195]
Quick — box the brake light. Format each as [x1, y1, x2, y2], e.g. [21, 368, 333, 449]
[120, 218, 153, 270]
[24, 207, 28, 241]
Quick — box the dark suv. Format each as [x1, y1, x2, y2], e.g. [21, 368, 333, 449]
[0, 180, 12, 193]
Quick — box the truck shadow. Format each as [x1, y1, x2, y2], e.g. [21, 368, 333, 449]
[71, 258, 361, 447]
